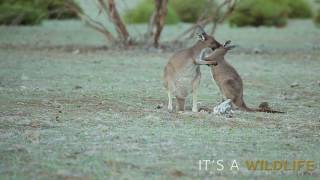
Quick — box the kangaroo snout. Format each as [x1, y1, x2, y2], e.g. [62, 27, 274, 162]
[211, 40, 222, 50]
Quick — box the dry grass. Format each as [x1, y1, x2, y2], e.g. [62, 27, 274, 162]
[0, 20, 320, 179]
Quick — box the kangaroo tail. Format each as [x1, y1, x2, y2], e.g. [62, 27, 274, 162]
[239, 101, 284, 114]
[255, 108, 285, 113]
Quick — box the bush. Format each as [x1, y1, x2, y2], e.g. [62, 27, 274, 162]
[39, 0, 80, 19]
[0, 0, 80, 25]
[229, 0, 289, 27]
[315, 10, 320, 27]
[171, 0, 216, 23]
[124, 0, 180, 24]
[0, 3, 46, 25]
[285, 0, 312, 18]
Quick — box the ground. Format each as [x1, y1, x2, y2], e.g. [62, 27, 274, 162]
[0, 19, 320, 179]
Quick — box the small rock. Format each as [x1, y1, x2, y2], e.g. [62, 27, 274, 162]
[20, 86, 27, 90]
[157, 48, 164, 53]
[198, 107, 212, 113]
[73, 85, 83, 90]
[317, 80, 320, 86]
[155, 104, 163, 109]
[21, 74, 29, 80]
[252, 48, 262, 54]
[290, 82, 299, 88]
[199, 110, 209, 115]
[72, 49, 80, 55]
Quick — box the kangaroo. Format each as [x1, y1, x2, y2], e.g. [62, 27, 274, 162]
[163, 26, 222, 112]
[199, 41, 284, 113]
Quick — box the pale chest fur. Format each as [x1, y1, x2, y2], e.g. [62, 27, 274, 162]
[174, 62, 200, 97]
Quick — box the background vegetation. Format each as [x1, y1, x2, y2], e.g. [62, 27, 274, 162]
[124, 0, 179, 24]
[315, 10, 320, 26]
[124, 0, 217, 24]
[0, 0, 79, 25]
[229, 0, 289, 27]
[1, 0, 319, 28]
[286, 0, 312, 18]
[229, 0, 313, 27]
[315, 0, 320, 26]
[170, 0, 216, 22]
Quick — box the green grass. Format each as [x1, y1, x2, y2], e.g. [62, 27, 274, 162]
[0, 20, 320, 179]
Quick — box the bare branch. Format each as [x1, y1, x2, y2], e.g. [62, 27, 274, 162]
[65, 1, 115, 43]
[97, 0, 130, 44]
[210, 0, 237, 34]
[172, 0, 236, 42]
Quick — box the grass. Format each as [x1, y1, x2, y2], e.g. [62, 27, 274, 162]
[0, 19, 320, 179]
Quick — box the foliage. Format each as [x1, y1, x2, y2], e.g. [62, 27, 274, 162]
[285, 0, 312, 18]
[39, 0, 80, 20]
[229, 0, 290, 27]
[0, 3, 46, 25]
[124, 0, 180, 24]
[170, 0, 216, 22]
[0, 0, 80, 26]
[315, 10, 320, 27]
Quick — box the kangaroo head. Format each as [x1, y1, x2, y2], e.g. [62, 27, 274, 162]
[215, 40, 237, 55]
[222, 40, 237, 50]
[196, 26, 222, 50]
[205, 40, 237, 60]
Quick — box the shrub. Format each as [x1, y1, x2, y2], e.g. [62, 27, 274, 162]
[124, 0, 180, 24]
[170, 0, 216, 23]
[229, 0, 289, 27]
[39, 0, 80, 19]
[0, 3, 46, 25]
[285, 0, 312, 18]
[315, 10, 320, 27]
[0, 0, 80, 25]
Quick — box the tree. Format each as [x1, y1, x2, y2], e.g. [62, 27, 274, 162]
[66, 0, 168, 48]
[146, 0, 168, 48]
[173, 0, 237, 42]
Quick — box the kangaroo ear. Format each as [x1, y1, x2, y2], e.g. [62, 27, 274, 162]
[197, 33, 207, 41]
[195, 25, 207, 41]
[223, 40, 232, 47]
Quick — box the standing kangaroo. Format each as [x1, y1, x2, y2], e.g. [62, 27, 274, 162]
[199, 41, 284, 113]
[163, 26, 222, 112]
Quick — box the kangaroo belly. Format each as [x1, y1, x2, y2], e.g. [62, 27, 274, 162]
[174, 66, 200, 98]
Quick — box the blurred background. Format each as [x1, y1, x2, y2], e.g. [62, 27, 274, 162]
[0, 0, 319, 49]
[1, 1, 320, 179]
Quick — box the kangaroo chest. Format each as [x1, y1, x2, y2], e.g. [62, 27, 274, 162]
[211, 63, 243, 90]
[174, 64, 200, 97]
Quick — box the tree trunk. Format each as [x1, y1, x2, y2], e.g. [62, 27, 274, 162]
[147, 0, 168, 48]
[65, 0, 115, 43]
[98, 0, 130, 45]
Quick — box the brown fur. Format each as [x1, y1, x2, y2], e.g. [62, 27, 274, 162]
[200, 42, 284, 113]
[163, 28, 221, 112]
